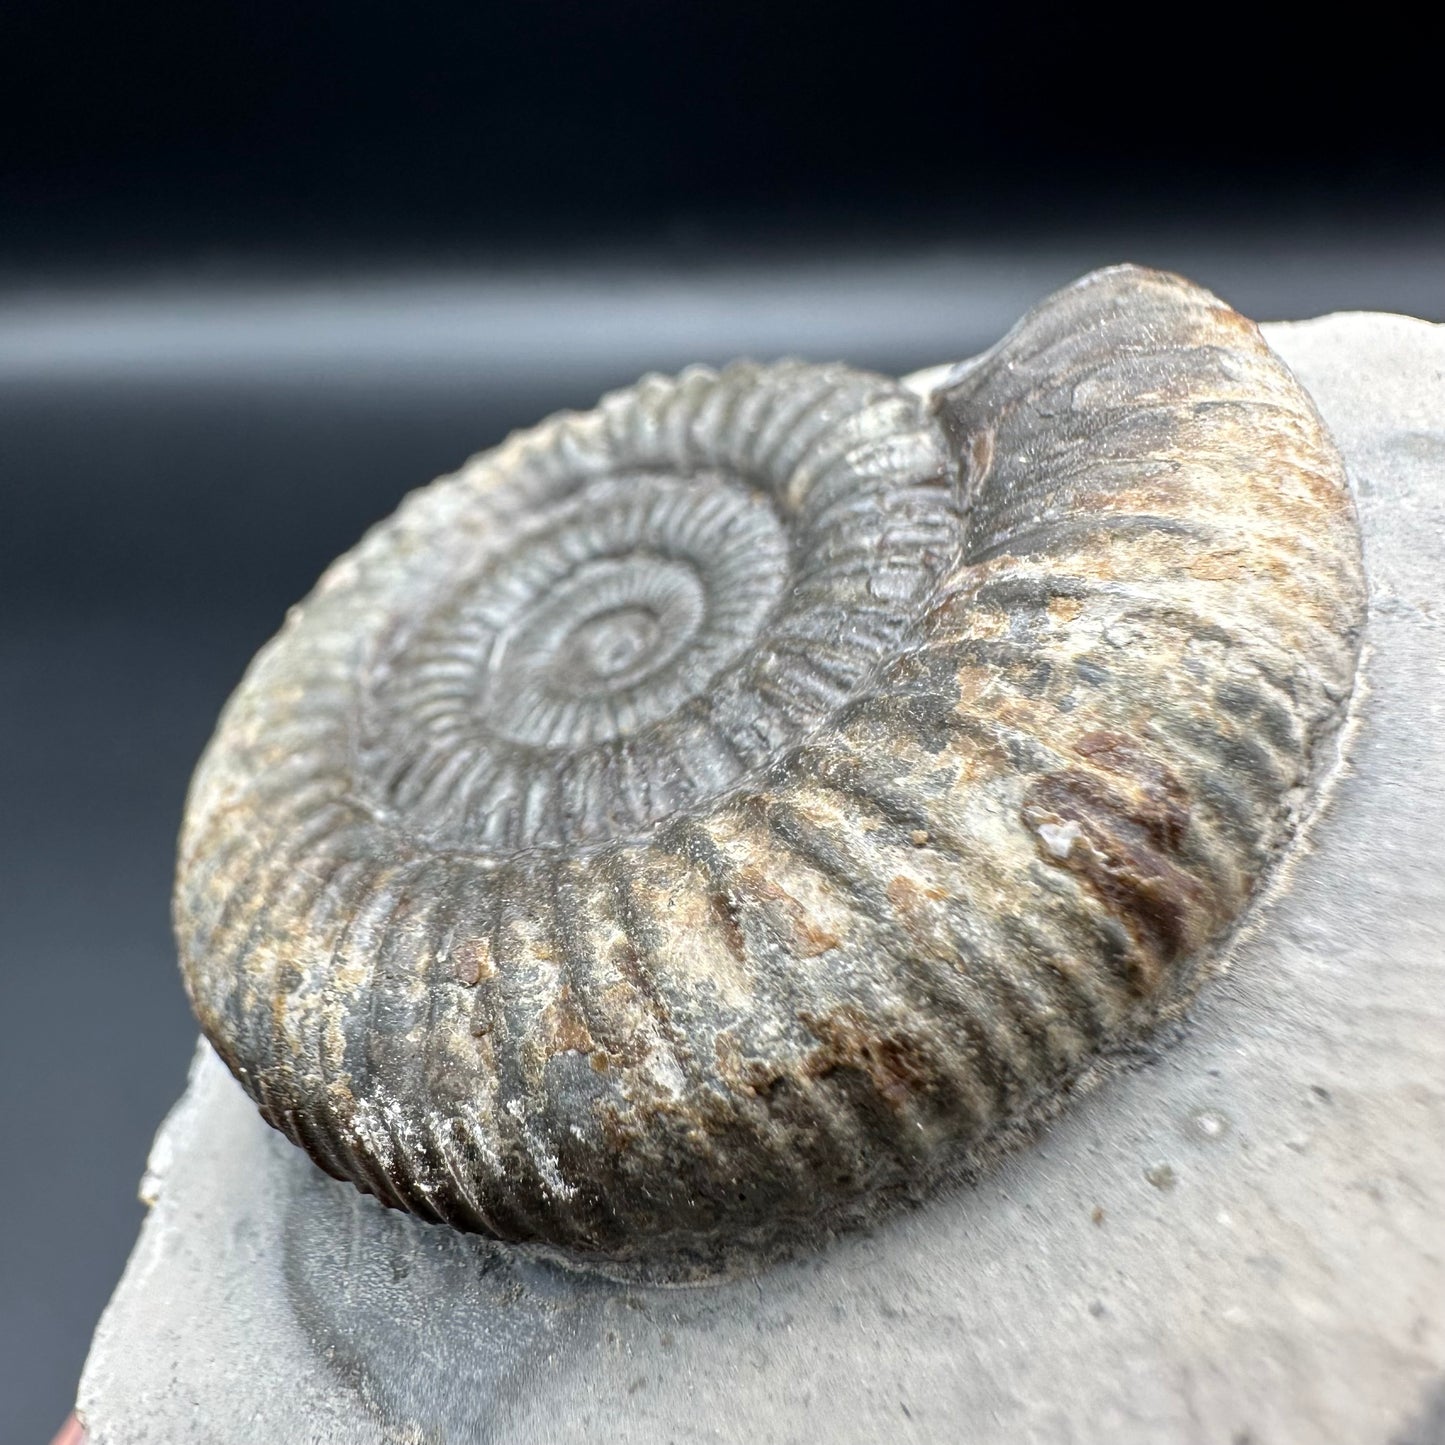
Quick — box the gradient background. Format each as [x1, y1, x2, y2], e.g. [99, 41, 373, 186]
[1, 4, 1441, 1438]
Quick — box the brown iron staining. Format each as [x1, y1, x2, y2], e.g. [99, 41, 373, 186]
[448, 937, 494, 988]
[719, 869, 843, 960]
[538, 985, 594, 1058]
[174, 267, 1366, 1273]
[798, 1006, 936, 1114]
[1022, 731, 1205, 992]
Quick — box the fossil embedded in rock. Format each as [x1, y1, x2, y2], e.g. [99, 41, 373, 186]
[174, 266, 1366, 1271]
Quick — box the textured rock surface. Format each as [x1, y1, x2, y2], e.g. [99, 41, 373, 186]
[79, 314, 1445, 1443]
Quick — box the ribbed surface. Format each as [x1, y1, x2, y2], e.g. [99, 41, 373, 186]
[175, 268, 1365, 1271]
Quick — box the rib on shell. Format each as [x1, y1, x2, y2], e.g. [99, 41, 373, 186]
[175, 266, 1366, 1270]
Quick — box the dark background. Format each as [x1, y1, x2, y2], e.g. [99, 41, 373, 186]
[1, 3, 1440, 1438]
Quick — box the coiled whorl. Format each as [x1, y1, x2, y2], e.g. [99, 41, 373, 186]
[176, 266, 1365, 1271]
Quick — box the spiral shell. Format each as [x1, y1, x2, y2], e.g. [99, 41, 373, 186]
[176, 266, 1365, 1270]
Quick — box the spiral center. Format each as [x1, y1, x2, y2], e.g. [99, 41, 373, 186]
[463, 493, 773, 752]
[503, 551, 710, 719]
[572, 606, 658, 682]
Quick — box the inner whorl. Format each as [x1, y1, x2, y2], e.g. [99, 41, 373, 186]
[175, 268, 1365, 1272]
[346, 362, 959, 852]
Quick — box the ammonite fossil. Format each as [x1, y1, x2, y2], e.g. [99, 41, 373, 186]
[176, 266, 1365, 1271]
